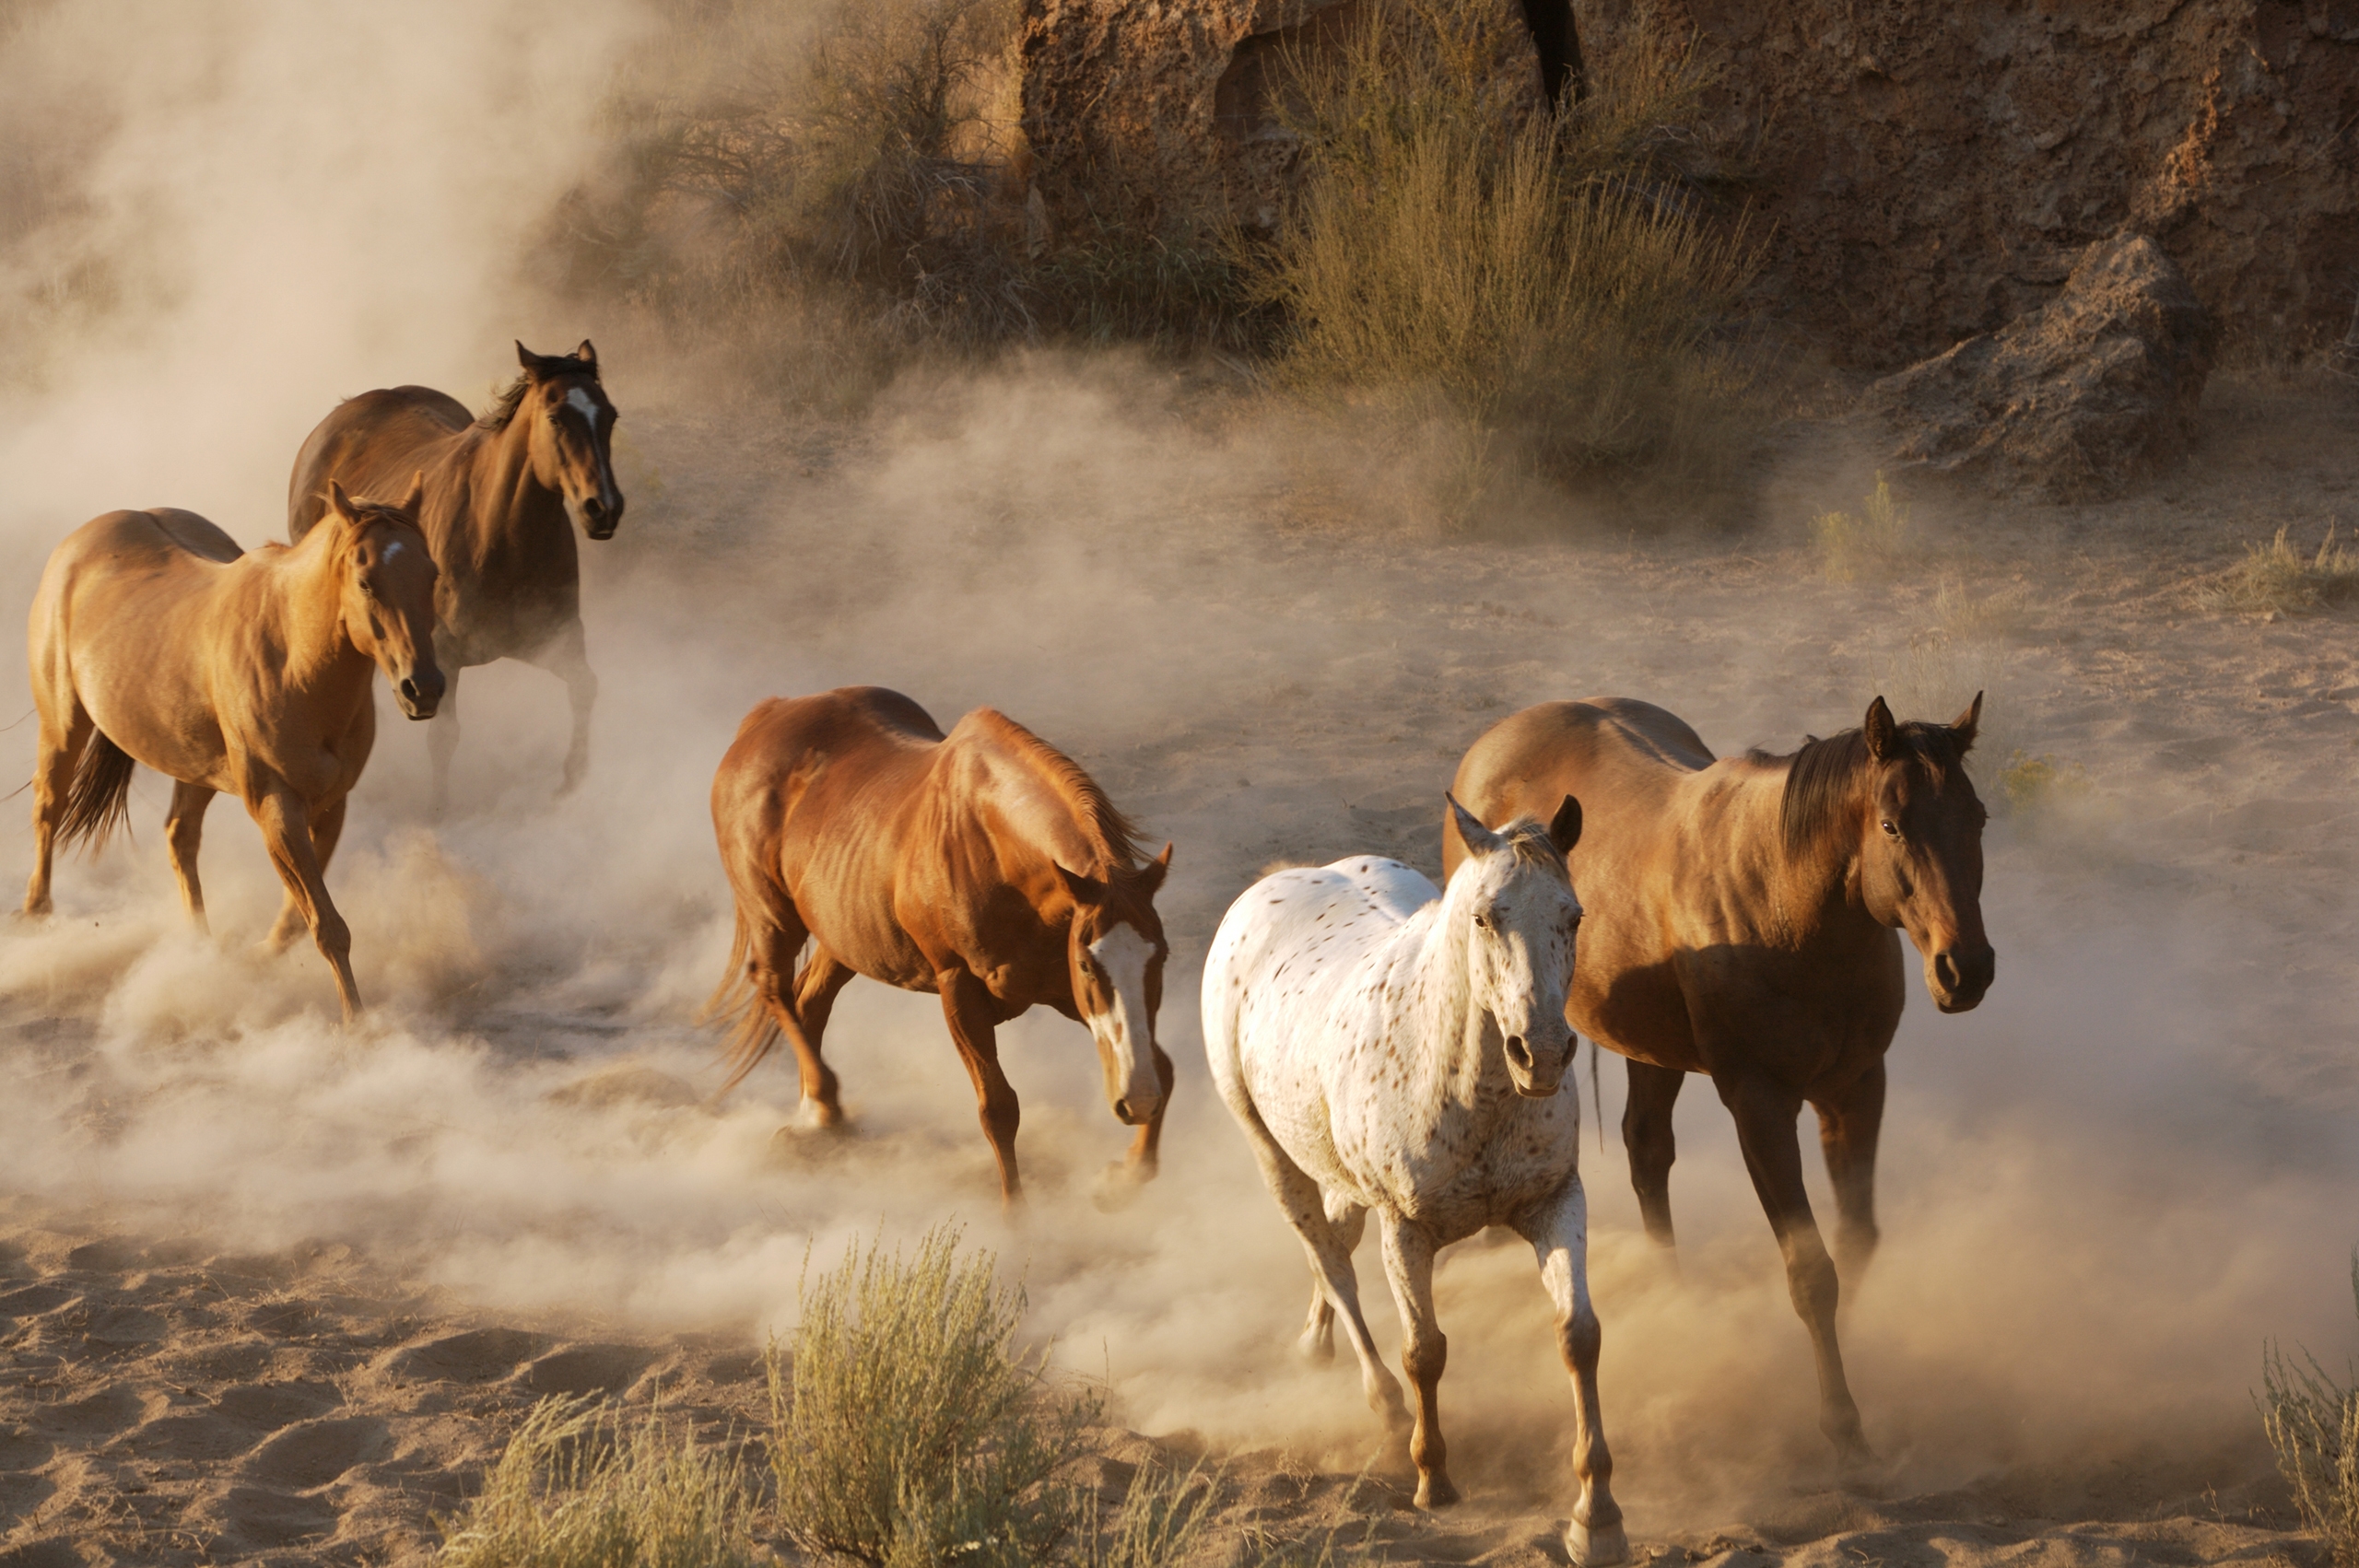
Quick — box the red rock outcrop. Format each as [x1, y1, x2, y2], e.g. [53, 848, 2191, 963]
[1018, 0, 2359, 366]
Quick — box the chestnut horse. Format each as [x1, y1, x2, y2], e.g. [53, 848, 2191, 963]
[288, 340, 622, 813]
[22, 482, 443, 1021]
[1447, 695, 1994, 1469]
[704, 686, 1175, 1206]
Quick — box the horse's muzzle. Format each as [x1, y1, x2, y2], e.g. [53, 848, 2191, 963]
[1505, 1032, 1570, 1097]
[581, 493, 622, 541]
[1112, 1090, 1162, 1126]
[397, 672, 446, 720]
[1930, 944, 1996, 1012]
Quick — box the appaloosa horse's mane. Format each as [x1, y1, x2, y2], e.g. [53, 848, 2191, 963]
[1748, 720, 1970, 860]
[971, 708, 1146, 872]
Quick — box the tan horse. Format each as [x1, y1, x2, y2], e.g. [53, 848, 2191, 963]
[22, 482, 443, 1021]
[704, 686, 1175, 1207]
[287, 341, 622, 813]
[1447, 695, 1994, 1469]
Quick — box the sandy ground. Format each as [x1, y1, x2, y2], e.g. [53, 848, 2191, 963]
[1, 357, 2354, 1566]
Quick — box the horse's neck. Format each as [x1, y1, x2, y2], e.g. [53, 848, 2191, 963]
[1750, 765, 1878, 946]
[452, 420, 563, 553]
[973, 742, 1114, 882]
[259, 534, 370, 693]
[1393, 887, 1508, 1115]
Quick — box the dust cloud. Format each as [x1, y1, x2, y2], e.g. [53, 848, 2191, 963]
[0, 0, 2354, 1541]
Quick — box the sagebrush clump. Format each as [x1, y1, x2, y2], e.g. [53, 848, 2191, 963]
[2261, 1254, 2359, 1568]
[435, 1397, 760, 1568]
[1257, 0, 1759, 521]
[2202, 524, 2359, 616]
[1812, 474, 1912, 581]
[768, 1226, 1095, 1568]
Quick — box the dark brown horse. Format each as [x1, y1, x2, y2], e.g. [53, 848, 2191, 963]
[705, 686, 1176, 1207]
[1447, 695, 1994, 1468]
[23, 482, 443, 1020]
[287, 341, 622, 813]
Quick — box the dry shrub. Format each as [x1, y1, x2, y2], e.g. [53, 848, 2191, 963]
[434, 1397, 759, 1568]
[2201, 524, 2359, 616]
[2261, 1254, 2359, 1568]
[1258, 0, 1760, 525]
[768, 1225, 1094, 1568]
[1994, 751, 2091, 819]
[1074, 1462, 1221, 1568]
[1812, 474, 1912, 581]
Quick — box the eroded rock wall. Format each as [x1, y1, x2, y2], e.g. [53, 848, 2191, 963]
[1018, 0, 2359, 365]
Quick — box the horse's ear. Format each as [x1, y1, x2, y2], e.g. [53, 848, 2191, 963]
[1863, 696, 1899, 762]
[573, 339, 597, 371]
[515, 339, 535, 370]
[323, 478, 353, 521]
[1547, 795, 1582, 855]
[1950, 691, 1984, 753]
[398, 470, 427, 517]
[1135, 843, 1173, 896]
[1057, 863, 1107, 906]
[1447, 793, 1503, 857]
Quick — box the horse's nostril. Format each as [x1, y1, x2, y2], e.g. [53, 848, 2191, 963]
[1506, 1036, 1532, 1069]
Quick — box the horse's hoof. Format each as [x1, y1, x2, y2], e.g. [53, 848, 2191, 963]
[1089, 1160, 1150, 1212]
[1415, 1473, 1459, 1509]
[792, 1097, 848, 1133]
[1295, 1328, 1335, 1366]
[1835, 1443, 1890, 1494]
[1567, 1515, 1631, 1567]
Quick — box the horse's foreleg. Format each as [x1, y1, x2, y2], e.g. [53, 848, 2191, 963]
[1812, 1060, 1886, 1288]
[1719, 1069, 1872, 1468]
[1378, 1211, 1458, 1509]
[427, 664, 462, 819]
[939, 969, 1023, 1206]
[22, 709, 90, 918]
[1622, 1059, 1684, 1252]
[253, 790, 361, 1023]
[537, 621, 596, 799]
[1518, 1180, 1627, 1566]
[1299, 1190, 1366, 1363]
[265, 793, 346, 952]
[165, 782, 217, 932]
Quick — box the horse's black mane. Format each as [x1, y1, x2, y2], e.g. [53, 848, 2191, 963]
[475, 361, 600, 431]
[1749, 721, 1965, 859]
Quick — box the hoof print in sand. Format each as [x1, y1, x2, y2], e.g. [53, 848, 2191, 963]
[202, 1482, 340, 1550]
[525, 1343, 660, 1396]
[241, 1416, 394, 1489]
[385, 1327, 550, 1384]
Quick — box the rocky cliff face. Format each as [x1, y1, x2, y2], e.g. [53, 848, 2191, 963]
[1018, 0, 2358, 366]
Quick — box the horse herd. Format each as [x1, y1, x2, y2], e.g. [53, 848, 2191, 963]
[15, 343, 1999, 1563]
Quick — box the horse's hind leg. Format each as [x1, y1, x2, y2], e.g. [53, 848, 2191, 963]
[165, 782, 217, 932]
[784, 944, 854, 1129]
[1623, 1059, 1684, 1251]
[253, 790, 362, 1023]
[22, 706, 91, 918]
[1299, 1190, 1366, 1363]
[1812, 1060, 1886, 1286]
[1517, 1179, 1627, 1565]
[1379, 1211, 1458, 1508]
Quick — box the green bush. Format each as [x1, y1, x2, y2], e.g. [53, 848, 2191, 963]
[1256, 0, 1759, 521]
[768, 1226, 1095, 1568]
[2202, 525, 2359, 616]
[2262, 1254, 2359, 1568]
[435, 1397, 760, 1568]
[1811, 474, 1912, 581]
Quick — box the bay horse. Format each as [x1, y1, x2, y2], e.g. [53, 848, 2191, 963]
[1202, 796, 1627, 1566]
[287, 340, 622, 813]
[22, 481, 443, 1021]
[1447, 695, 1994, 1469]
[703, 686, 1175, 1207]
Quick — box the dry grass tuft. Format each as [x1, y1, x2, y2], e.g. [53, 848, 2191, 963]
[1256, 0, 1761, 525]
[1075, 1462, 1221, 1568]
[768, 1225, 1094, 1568]
[2261, 1254, 2359, 1568]
[1812, 474, 1912, 581]
[2201, 525, 2359, 617]
[1995, 751, 2092, 819]
[434, 1397, 760, 1568]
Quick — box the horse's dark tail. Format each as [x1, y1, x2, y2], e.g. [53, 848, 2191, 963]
[55, 731, 135, 856]
[699, 908, 782, 1098]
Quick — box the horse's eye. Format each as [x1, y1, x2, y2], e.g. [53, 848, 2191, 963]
[1881, 819, 1900, 837]
[1473, 911, 1491, 930]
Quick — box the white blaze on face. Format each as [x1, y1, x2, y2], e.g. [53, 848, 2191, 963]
[381, 541, 404, 560]
[1087, 923, 1159, 1117]
[565, 385, 601, 433]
